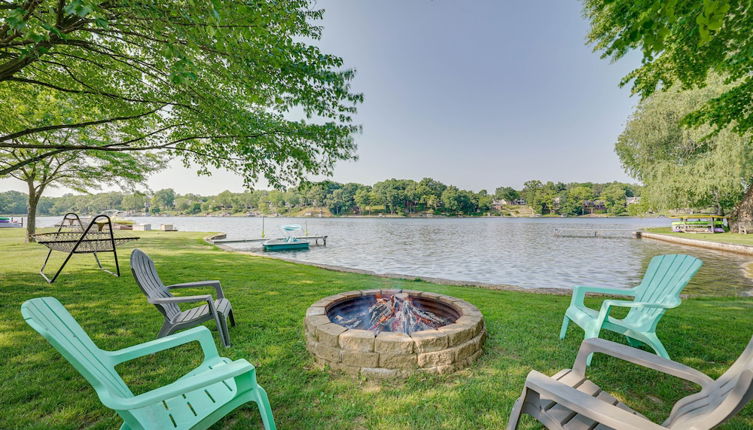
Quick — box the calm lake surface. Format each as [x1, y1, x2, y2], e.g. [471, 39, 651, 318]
[37, 216, 753, 296]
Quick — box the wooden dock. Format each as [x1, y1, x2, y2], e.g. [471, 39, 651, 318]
[212, 235, 328, 246]
[554, 228, 641, 239]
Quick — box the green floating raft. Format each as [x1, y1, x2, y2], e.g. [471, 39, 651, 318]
[262, 224, 310, 251]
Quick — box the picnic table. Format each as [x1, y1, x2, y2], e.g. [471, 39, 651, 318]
[670, 215, 729, 234]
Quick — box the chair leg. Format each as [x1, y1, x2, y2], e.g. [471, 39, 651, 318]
[625, 336, 643, 348]
[559, 315, 570, 340]
[254, 386, 277, 430]
[506, 397, 524, 430]
[643, 333, 670, 359]
[218, 313, 231, 347]
[157, 322, 174, 338]
[583, 328, 602, 366]
[229, 309, 236, 327]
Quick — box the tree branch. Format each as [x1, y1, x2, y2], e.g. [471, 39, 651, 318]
[0, 129, 281, 176]
[0, 106, 165, 143]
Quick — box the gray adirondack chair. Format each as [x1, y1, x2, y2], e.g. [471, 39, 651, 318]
[130, 249, 235, 347]
[508, 337, 753, 429]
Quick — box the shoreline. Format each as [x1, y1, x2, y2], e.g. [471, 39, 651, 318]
[206, 231, 753, 298]
[204, 233, 573, 296]
[33, 213, 665, 220]
[640, 232, 753, 293]
[640, 232, 753, 256]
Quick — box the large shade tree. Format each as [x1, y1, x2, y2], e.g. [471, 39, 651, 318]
[616, 80, 751, 216]
[584, 0, 753, 227]
[0, 0, 362, 186]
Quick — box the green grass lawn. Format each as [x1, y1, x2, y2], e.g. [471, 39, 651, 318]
[645, 227, 753, 247]
[2, 228, 753, 429]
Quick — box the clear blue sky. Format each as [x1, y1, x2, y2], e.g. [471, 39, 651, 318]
[0, 0, 640, 196]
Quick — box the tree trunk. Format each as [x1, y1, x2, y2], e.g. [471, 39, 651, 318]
[732, 183, 753, 233]
[26, 183, 40, 243]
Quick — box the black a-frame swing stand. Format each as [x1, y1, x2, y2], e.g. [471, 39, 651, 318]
[34, 213, 138, 283]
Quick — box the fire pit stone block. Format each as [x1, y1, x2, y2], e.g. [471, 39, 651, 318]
[380, 288, 403, 295]
[316, 323, 347, 347]
[417, 291, 444, 300]
[342, 350, 379, 368]
[339, 329, 376, 352]
[304, 314, 330, 335]
[455, 315, 484, 336]
[420, 363, 458, 375]
[361, 367, 401, 379]
[305, 306, 326, 317]
[379, 353, 418, 369]
[455, 333, 483, 362]
[314, 344, 342, 363]
[412, 330, 449, 353]
[359, 289, 382, 296]
[400, 289, 424, 296]
[374, 332, 414, 354]
[417, 349, 455, 368]
[438, 324, 474, 346]
[329, 362, 361, 376]
[305, 290, 485, 378]
[337, 290, 364, 300]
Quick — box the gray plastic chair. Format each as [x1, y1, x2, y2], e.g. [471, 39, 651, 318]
[508, 337, 753, 429]
[130, 249, 235, 347]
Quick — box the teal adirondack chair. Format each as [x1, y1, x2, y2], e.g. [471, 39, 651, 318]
[560, 254, 702, 364]
[21, 297, 276, 430]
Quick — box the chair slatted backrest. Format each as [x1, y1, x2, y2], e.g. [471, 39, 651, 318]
[626, 254, 703, 328]
[21, 297, 133, 399]
[667, 336, 753, 429]
[130, 249, 180, 320]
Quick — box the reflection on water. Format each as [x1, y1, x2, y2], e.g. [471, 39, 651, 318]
[37, 216, 753, 296]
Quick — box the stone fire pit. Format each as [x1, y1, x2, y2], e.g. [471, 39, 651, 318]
[304, 289, 485, 378]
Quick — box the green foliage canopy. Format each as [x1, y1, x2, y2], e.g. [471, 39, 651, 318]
[584, 0, 753, 135]
[0, 0, 361, 186]
[615, 79, 752, 214]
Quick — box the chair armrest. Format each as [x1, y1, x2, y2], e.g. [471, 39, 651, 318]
[594, 299, 680, 327]
[571, 285, 635, 306]
[523, 370, 667, 430]
[106, 326, 219, 366]
[101, 359, 253, 410]
[148, 295, 213, 305]
[167, 280, 224, 299]
[572, 338, 714, 388]
[600, 299, 680, 313]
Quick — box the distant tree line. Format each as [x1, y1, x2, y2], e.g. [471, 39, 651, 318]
[0, 178, 643, 218]
[516, 180, 644, 216]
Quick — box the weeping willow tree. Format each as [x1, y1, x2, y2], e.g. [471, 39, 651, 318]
[616, 79, 753, 219]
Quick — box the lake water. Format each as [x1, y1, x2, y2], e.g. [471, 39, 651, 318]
[37, 216, 753, 296]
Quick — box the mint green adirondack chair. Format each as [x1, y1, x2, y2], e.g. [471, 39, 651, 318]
[560, 254, 702, 364]
[21, 297, 276, 430]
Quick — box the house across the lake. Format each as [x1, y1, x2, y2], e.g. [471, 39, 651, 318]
[492, 199, 527, 210]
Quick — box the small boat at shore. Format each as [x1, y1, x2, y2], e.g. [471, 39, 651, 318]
[0, 216, 23, 228]
[263, 224, 310, 251]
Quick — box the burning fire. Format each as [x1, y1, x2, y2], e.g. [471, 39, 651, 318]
[334, 293, 451, 334]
